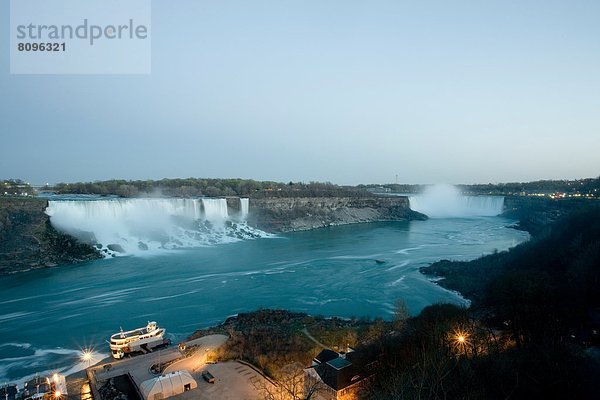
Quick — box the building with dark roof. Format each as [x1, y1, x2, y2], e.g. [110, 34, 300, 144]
[312, 349, 339, 365]
[304, 348, 376, 400]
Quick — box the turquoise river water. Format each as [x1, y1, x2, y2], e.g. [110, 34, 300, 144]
[0, 213, 528, 384]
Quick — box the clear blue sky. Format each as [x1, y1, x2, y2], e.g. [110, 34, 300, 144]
[1, 0, 599, 185]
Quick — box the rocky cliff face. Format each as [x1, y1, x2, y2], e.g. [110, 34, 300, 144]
[0, 198, 102, 275]
[0, 196, 424, 274]
[502, 196, 594, 235]
[247, 196, 426, 232]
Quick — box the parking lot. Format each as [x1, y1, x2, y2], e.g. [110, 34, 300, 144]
[84, 335, 276, 400]
[173, 361, 276, 400]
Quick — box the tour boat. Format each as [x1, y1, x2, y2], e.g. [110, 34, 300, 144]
[109, 321, 167, 359]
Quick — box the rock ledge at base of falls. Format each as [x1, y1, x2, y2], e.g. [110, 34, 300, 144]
[247, 196, 427, 233]
[0, 195, 425, 274]
[0, 197, 102, 275]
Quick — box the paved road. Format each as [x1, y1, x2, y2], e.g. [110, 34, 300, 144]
[164, 335, 228, 374]
[301, 328, 328, 349]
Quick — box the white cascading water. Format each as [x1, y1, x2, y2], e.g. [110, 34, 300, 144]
[240, 198, 249, 219]
[201, 198, 229, 222]
[45, 198, 265, 256]
[409, 184, 504, 218]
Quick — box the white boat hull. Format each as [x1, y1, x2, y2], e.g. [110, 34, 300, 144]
[109, 322, 167, 359]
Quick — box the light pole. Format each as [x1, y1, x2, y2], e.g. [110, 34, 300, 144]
[450, 329, 470, 355]
[81, 349, 93, 367]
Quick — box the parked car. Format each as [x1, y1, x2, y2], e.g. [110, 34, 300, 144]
[202, 371, 215, 384]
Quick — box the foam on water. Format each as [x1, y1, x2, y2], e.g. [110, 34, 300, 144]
[0, 344, 106, 387]
[0, 312, 35, 322]
[386, 260, 411, 271]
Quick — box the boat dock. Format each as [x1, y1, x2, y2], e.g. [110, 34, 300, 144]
[85, 335, 227, 400]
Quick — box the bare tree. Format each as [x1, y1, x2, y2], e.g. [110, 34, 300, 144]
[392, 298, 410, 331]
[255, 363, 324, 400]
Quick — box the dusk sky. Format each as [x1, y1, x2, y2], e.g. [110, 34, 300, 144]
[1, 0, 599, 185]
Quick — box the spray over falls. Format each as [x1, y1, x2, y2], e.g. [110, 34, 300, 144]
[409, 184, 505, 218]
[45, 197, 263, 255]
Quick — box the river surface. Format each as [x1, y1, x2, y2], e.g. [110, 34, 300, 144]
[0, 216, 528, 384]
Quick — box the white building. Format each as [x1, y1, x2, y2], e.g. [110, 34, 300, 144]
[140, 371, 197, 400]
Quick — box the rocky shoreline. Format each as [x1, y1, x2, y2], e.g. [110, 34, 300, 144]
[0, 197, 102, 275]
[501, 195, 592, 235]
[6, 193, 576, 275]
[0, 195, 426, 274]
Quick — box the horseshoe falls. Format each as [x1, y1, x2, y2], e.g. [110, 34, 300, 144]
[409, 184, 505, 218]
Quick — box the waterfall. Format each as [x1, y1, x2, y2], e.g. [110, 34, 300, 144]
[45, 197, 264, 255]
[201, 198, 229, 222]
[409, 184, 504, 218]
[240, 198, 249, 219]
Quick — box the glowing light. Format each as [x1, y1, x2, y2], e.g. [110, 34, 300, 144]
[450, 329, 470, 354]
[54, 391, 62, 398]
[82, 351, 93, 362]
[81, 348, 95, 367]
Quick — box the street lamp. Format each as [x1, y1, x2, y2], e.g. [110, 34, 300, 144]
[450, 329, 470, 354]
[81, 349, 93, 367]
